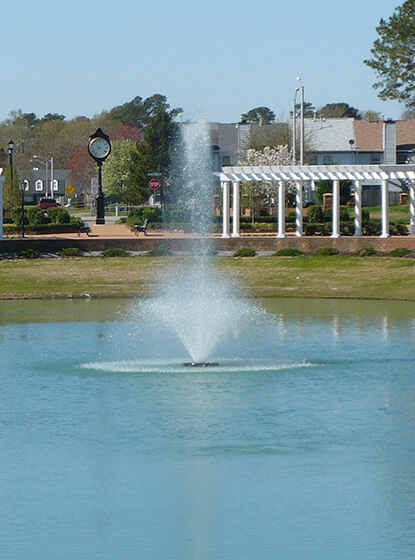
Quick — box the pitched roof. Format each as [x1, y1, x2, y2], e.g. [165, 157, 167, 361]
[354, 120, 415, 151]
[304, 118, 355, 151]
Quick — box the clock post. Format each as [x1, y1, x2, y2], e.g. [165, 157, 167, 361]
[87, 128, 111, 225]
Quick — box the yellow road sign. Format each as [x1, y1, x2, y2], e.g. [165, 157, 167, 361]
[65, 185, 75, 195]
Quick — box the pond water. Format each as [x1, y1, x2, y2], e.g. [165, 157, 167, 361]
[1, 297, 415, 560]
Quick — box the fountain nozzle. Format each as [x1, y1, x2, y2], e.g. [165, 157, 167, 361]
[182, 362, 219, 368]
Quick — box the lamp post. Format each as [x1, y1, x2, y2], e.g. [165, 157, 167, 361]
[32, 155, 54, 198]
[8, 140, 14, 184]
[20, 180, 26, 238]
[296, 77, 305, 165]
[292, 88, 299, 163]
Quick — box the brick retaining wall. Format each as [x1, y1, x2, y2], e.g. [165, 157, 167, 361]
[2, 235, 415, 254]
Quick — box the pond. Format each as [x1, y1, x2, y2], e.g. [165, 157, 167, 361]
[1, 297, 415, 560]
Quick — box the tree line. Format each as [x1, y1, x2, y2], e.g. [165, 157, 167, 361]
[3, 0, 415, 209]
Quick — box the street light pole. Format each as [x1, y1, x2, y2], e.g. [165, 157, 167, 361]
[292, 88, 299, 163]
[297, 77, 305, 165]
[8, 140, 14, 185]
[32, 155, 51, 198]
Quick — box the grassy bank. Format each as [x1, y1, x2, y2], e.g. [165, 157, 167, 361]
[1, 255, 415, 300]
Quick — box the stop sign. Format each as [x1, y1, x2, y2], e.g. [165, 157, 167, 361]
[149, 178, 161, 190]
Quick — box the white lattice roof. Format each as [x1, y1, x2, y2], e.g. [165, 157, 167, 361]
[216, 164, 415, 182]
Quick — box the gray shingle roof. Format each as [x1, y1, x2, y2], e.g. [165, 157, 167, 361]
[304, 118, 355, 151]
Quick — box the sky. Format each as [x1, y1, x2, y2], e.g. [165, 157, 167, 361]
[1, 0, 405, 124]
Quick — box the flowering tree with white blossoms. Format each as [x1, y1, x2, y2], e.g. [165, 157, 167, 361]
[242, 145, 298, 222]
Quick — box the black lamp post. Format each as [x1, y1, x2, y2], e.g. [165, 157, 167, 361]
[8, 140, 14, 184]
[20, 180, 25, 238]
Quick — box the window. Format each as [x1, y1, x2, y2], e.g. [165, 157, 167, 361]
[370, 154, 381, 164]
[35, 180, 43, 191]
[221, 155, 231, 166]
[51, 179, 58, 192]
[323, 155, 333, 164]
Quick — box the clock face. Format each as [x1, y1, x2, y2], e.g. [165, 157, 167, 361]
[89, 137, 111, 159]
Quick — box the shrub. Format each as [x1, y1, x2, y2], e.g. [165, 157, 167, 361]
[51, 207, 71, 224]
[387, 247, 413, 257]
[313, 247, 340, 256]
[307, 205, 324, 223]
[362, 220, 381, 236]
[354, 247, 378, 257]
[234, 247, 256, 257]
[163, 206, 192, 224]
[390, 222, 408, 236]
[102, 247, 128, 257]
[286, 210, 297, 223]
[26, 206, 49, 225]
[142, 206, 162, 222]
[146, 247, 172, 257]
[362, 209, 371, 222]
[304, 223, 319, 236]
[19, 248, 41, 259]
[272, 248, 304, 256]
[11, 207, 30, 225]
[58, 247, 83, 257]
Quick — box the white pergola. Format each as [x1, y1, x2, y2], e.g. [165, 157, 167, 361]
[216, 164, 415, 238]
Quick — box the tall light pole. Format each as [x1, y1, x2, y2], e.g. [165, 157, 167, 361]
[8, 140, 14, 185]
[32, 155, 54, 198]
[297, 77, 305, 165]
[292, 88, 299, 163]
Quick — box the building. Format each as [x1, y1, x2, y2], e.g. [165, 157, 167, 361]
[209, 118, 415, 206]
[20, 168, 71, 205]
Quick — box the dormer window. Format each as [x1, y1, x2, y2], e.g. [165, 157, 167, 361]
[35, 180, 43, 191]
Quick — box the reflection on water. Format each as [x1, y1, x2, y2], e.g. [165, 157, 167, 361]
[0, 298, 415, 560]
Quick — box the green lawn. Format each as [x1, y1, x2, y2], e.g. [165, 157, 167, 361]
[1, 255, 414, 301]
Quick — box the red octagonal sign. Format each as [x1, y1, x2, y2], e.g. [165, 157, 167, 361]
[149, 178, 161, 190]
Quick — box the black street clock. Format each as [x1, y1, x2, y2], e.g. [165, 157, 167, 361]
[88, 128, 111, 224]
[88, 128, 111, 161]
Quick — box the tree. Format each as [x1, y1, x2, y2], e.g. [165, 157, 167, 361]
[249, 123, 291, 150]
[243, 145, 298, 220]
[108, 94, 182, 128]
[359, 110, 382, 121]
[240, 107, 276, 124]
[65, 144, 95, 194]
[128, 110, 180, 204]
[2, 165, 20, 210]
[401, 107, 415, 119]
[318, 103, 360, 119]
[316, 180, 352, 206]
[364, 0, 415, 108]
[40, 113, 66, 122]
[102, 140, 141, 203]
[293, 101, 315, 118]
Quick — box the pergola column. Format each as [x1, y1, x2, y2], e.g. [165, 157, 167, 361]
[380, 179, 390, 238]
[354, 180, 362, 236]
[277, 180, 286, 238]
[331, 179, 340, 238]
[221, 180, 230, 238]
[231, 180, 240, 238]
[295, 181, 303, 237]
[0, 176, 4, 240]
[409, 182, 415, 236]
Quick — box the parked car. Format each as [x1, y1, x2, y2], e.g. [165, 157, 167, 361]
[37, 198, 60, 209]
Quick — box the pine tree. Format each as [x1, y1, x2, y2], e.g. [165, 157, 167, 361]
[364, 0, 415, 108]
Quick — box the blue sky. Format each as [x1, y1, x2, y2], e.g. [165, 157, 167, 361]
[1, 0, 404, 123]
